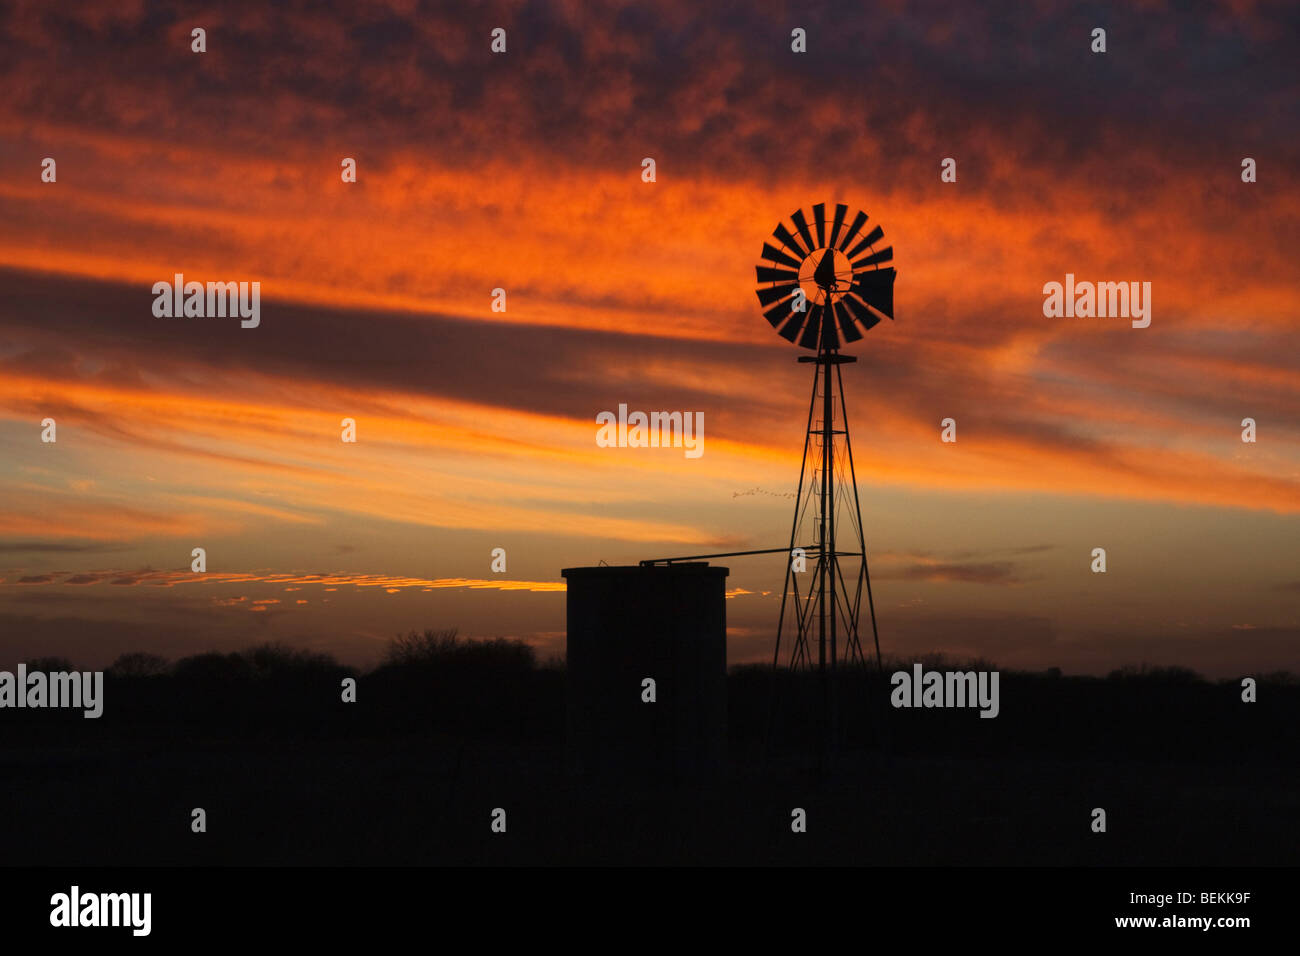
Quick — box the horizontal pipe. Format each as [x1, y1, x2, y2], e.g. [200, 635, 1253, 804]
[638, 546, 863, 566]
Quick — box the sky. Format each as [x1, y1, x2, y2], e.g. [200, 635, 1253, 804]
[0, 0, 1297, 676]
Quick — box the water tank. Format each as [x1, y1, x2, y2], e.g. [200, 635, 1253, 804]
[561, 563, 728, 777]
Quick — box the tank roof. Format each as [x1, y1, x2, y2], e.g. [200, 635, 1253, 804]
[562, 563, 729, 577]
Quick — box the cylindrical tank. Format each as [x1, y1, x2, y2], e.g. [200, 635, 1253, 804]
[561, 563, 728, 777]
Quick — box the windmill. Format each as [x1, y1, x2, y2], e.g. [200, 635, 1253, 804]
[753, 203, 895, 678]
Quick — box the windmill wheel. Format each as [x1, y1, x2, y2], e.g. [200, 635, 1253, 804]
[754, 203, 897, 350]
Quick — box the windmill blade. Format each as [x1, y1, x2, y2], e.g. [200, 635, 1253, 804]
[773, 223, 807, 259]
[756, 265, 799, 285]
[790, 209, 817, 256]
[813, 203, 827, 248]
[832, 303, 863, 343]
[851, 267, 895, 318]
[829, 203, 848, 249]
[760, 242, 802, 270]
[841, 292, 882, 331]
[838, 211, 867, 251]
[798, 303, 824, 349]
[756, 283, 799, 306]
[852, 245, 894, 269]
[763, 299, 796, 330]
[777, 308, 806, 343]
[835, 299, 864, 342]
[845, 224, 884, 261]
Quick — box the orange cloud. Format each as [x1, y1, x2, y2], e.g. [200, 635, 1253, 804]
[4, 568, 568, 593]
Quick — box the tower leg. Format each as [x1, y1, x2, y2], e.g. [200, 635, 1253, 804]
[836, 360, 882, 672]
[773, 365, 819, 671]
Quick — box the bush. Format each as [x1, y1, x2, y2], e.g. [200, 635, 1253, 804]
[384, 628, 536, 672]
[173, 652, 254, 682]
[1107, 663, 1202, 683]
[242, 642, 338, 677]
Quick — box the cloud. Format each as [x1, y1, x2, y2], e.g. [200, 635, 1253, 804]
[4, 1, 1295, 182]
[0, 0, 1295, 677]
[0, 541, 129, 553]
[1, 269, 1297, 528]
[881, 561, 1023, 586]
[1, 568, 568, 593]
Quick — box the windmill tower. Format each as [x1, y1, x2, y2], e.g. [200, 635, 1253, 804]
[753, 203, 896, 682]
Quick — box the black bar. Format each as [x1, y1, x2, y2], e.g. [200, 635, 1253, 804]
[1, 866, 1283, 943]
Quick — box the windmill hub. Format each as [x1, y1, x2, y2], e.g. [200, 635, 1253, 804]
[805, 248, 851, 299]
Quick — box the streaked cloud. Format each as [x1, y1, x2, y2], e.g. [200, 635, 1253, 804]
[3, 568, 567, 593]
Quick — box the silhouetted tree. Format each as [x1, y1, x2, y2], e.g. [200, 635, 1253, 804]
[173, 651, 254, 682]
[383, 628, 536, 672]
[1108, 663, 1201, 683]
[109, 652, 171, 677]
[243, 642, 338, 677]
